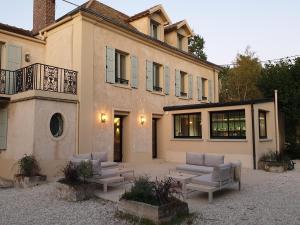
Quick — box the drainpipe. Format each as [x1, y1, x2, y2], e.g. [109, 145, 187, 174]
[251, 104, 257, 169]
[274, 90, 280, 153]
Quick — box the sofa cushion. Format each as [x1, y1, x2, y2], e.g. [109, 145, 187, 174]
[101, 161, 119, 169]
[212, 163, 233, 182]
[100, 169, 119, 179]
[176, 164, 214, 174]
[186, 152, 204, 166]
[90, 159, 101, 175]
[204, 154, 224, 167]
[73, 153, 92, 160]
[191, 174, 219, 187]
[92, 152, 108, 162]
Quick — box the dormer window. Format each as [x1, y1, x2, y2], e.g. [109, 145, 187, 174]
[177, 33, 184, 50]
[150, 20, 159, 39]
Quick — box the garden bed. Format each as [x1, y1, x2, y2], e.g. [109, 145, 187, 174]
[14, 174, 47, 188]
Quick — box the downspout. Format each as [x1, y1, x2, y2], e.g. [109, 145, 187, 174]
[251, 104, 257, 169]
[274, 90, 280, 153]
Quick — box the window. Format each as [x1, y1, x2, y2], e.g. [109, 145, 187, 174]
[0, 42, 3, 69]
[180, 71, 187, 97]
[210, 110, 246, 139]
[174, 113, 202, 138]
[150, 20, 159, 39]
[202, 78, 208, 100]
[153, 62, 162, 92]
[50, 113, 64, 137]
[115, 51, 128, 85]
[259, 110, 267, 139]
[177, 34, 184, 50]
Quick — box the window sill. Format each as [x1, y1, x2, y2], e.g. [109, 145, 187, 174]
[112, 83, 132, 90]
[171, 138, 203, 142]
[152, 91, 165, 96]
[259, 138, 272, 142]
[178, 96, 190, 100]
[207, 139, 248, 142]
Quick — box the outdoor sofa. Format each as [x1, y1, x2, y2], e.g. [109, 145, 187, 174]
[176, 152, 241, 203]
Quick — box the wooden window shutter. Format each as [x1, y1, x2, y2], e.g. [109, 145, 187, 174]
[164, 65, 170, 95]
[0, 107, 8, 150]
[208, 80, 213, 102]
[131, 55, 138, 88]
[175, 69, 181, 97]
[106, 46, 115, 84]
[188, 74, 193, 99]
[6, 44, 22, 70]
[146, 60, 153, 91]
[197, 76, 203, 101]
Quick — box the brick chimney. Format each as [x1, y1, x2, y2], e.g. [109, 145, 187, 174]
[33, 0, 56, 34]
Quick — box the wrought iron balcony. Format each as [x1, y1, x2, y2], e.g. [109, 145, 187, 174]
[0, 63, 77, 95]
[153, 86, 162, 92]
[180, 92, 187, 97]
[115, 77, 129, 85]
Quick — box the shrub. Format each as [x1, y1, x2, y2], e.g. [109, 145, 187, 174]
[18, 154, 40, 177]
[77, 161, 93, 183]
[121, 176, 177, 206]
[62, 162, 79, 184]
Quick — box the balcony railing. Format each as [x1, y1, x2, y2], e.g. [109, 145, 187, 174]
[0, 63, 77, 95]
[153, 86, 162, 92]
[115, 77, 129, 85]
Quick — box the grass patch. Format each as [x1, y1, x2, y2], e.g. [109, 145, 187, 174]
[116, 211, 196, 225]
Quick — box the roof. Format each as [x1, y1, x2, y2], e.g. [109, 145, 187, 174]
[163, 98, 274, 111]
[55, 1, 221, 70]
[0, 22, 33, 37]
[127, 5, 160, 22]
[164, 20, 184, 33]
[164, 20, 194, 36]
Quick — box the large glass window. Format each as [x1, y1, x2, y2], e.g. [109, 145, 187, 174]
[180, 71, 187, 97]
[150, 20, 159, 39]
[259, 110, 267, 139]
[115, 51, 128, 85]
[210, 110, 246, 139]
[174, 113, 202, 138]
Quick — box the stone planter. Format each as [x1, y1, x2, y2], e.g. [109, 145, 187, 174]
[14, 174, 47, 188]
[118, 199, 189, 224]
[55, 182, 96, 202]
[260, 161, 288, 173]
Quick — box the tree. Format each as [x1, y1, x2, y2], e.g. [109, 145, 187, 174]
[219, 47, 263, 102]
[188, 34, 207, 60]
[258, 58, 300, 158]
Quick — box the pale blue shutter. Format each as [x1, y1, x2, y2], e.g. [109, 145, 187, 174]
[7, 44, 22, 70]
[197, 76, 203, 101]
[208, 80, 213, 102]
[146, 60, 153, 91]
[175, 70, 181, 97]
[106, 46, 115, 84]
[131, 55, 138, 88]
[188, 74, 193, 99]
[0, 108, 8, 150]
[164, 66, 170, 95]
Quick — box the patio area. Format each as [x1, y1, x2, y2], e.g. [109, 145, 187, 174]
[1, 161, 300, 225]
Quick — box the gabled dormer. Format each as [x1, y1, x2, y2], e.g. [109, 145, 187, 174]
[164, 20, 193, 52]
[127, 5, 171, 41]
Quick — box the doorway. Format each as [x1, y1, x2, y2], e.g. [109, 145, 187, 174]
[152, 118, 158, 159]
[114, 116, 123, 162]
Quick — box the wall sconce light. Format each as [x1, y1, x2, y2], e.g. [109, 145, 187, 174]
[100, 113, 107, 123]
[140, 115, 146, 125]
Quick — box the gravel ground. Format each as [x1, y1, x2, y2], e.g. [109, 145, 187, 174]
[1, 163, 300, 225]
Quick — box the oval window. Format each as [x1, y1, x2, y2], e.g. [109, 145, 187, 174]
[50, 113, 64, 137]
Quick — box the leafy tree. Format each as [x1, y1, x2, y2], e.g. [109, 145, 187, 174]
[219, 47, 263, 102]
[188, 34, 207, 60]
[258, 58, 300, 158]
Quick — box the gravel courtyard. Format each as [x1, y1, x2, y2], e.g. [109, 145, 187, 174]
[1, 162, 300, 225]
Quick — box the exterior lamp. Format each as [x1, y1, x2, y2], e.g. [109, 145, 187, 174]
[140, 115, 146, 125]
[100, 113, 107, 123]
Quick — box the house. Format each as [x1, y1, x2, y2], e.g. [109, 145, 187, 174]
[0, 0, 280, 179]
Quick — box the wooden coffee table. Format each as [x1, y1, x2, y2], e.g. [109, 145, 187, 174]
[167, 172, 197, 199]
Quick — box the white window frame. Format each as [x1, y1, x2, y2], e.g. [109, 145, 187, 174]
[115, 50, 128, 85]
[150, 20, 159, 39]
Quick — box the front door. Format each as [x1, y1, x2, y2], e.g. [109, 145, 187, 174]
[114, 116, 123, 162]
[152, 119, 158, 159]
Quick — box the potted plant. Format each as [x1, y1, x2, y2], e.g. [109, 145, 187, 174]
[258, 151, 292, 173]
[56, 161, 96, 202]
[14, 154, 46, 188]
[118, 176, 189, 224]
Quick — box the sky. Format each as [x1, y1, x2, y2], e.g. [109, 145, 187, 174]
[1, 0, 299, 65]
